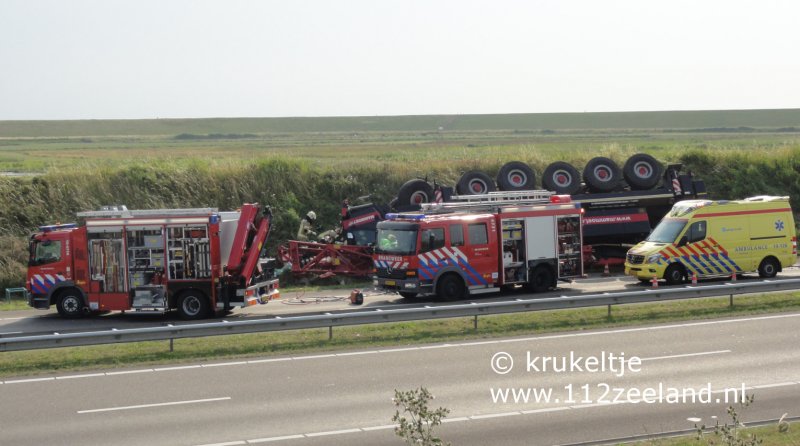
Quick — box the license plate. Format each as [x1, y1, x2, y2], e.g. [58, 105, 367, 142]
[384, 280, 396, 286]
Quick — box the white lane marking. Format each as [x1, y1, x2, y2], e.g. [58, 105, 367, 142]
[0, 317, 26, 321]
[191, 381, 800, 445]
[78, 397, 231, 414]
[305, 428, 362, 437]
[246, 434, 304, 443]
[153, 365, 202, 371]
[640, 350, 731, 362]
[56, 373, 105, 380]
[0, 331, 23, 335]
[4, 377, 55, 384]
[203, 361, 248, 368]
[106, 369, 154, 376]
[5, 312, 800, 385]
[197, 442, 246, 446]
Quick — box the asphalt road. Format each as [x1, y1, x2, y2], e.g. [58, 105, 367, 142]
[3, 267, 800, 336]
[1, 311, 799, 445]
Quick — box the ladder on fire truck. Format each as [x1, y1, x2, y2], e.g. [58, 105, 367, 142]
[77, 207, 219, 218]
[420, 190, 558, 214]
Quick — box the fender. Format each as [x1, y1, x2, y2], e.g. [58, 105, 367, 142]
[432, 266, 471, 292]
[44, 281, 86, 306]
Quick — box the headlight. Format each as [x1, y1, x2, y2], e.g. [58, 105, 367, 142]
[646, 254, 662, 264]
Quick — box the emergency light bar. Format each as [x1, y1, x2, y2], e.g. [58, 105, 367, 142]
[39, 223, 78, 232]
[386, 213, 426, 221]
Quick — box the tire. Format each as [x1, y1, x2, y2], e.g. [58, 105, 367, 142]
[496, 161, 536, 191]
[623, 154, 663, 190]
[456, 171, 496, 195]
[397, 179, 434, 207]
[388, 197, 399, 212]
[542, 162, 582, 195]
[56, 290, 85, 318]
[527, 266, 555, 293]
[664, 264, 686, 285]
[398, 291, 418, 299]
[583, 157, 622, 192]
[758, 257, 780, 278]
[436, 274, 466, 301]
[178, 292, 211, 320]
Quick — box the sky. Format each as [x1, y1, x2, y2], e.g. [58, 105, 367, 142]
[0, 0, 798, 120]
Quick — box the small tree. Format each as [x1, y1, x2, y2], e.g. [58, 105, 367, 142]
[695, 393, 763, 446]
[392, 387, 450, 446]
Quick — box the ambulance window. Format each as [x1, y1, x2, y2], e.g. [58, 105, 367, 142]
[421, 228, 445, 252]
[468, 223, 488, 245]
[450, 225, 464, 247]
[687, 221, 707, 243]
[31, 240, 62, 266]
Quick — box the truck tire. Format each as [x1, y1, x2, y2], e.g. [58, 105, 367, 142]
[496, 161, 536, 191]
[623, 154, 663, 190]
[397, 179, 434, 207]
[583, 157, 621, 192]
[178, 291, 211, 320]
[664, 264, 686, 285]
[527, 265, 554, 293]
[456, 171, 496, 195]
[436, 274, 466, 301]
[758, 257, 780, 278]
[56, 289, 86, 318]
[542, 162, 581, 195]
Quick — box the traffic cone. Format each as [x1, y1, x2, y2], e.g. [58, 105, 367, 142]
[602, 263, 610, 277]
[651, 276, 658, 288]
[691, 272, 698, 285]
[731, 272, 737, 282]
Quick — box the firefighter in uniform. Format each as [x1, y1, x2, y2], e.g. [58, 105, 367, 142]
[297, 211, 317, 241]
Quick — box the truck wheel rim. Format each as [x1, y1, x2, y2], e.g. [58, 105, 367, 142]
[507, 170, 527, 187]
[593, 165, 613, 182]
[64, 296, 79, 313]
[469, 179, 489, 193]
[633, 161, 653, 179]
[553, 170, 572, 186]
[410, 191, 429, 204]
[183, 296, 200, 315]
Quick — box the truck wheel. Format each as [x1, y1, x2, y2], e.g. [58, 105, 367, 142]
[527, 266, 554, 293]
[623, 154, 663, 190]
[542, 162, 581, 195]
[583, 157, 621, 192]
[178, 292, 210, 320]
[758, 257, 780, 278]
[56, 290, 86, 318]
[664, 264, 686, 285]
[397, 179, 434, 208]
[398, 291, 418, 299]
[496, 161, 536, 191]
[436, 274, 466, 301]
[456, 171, 496, 195]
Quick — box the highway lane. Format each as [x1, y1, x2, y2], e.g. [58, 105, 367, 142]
[0, 311, 798, 445]
[2, 267, 799, 336]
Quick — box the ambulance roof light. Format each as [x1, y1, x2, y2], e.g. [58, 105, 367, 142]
[550, 195, 571, 203]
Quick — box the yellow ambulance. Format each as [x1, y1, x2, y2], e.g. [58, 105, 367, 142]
[625, 196, 797, 284]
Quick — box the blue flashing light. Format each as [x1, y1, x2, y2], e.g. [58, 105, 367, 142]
[386, 213, 426, 221]
[209, 214, 220, 224]
[39, 223, 78, 233]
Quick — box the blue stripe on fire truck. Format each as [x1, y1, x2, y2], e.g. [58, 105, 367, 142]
[30, 274, 66, 295]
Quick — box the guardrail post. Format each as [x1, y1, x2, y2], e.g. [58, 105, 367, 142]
[607, 304, 612, 318]
[329, 326, 333, 340]
[474, 315, 478, 330]
[170, 338, 174, 352]
[730, 294, 734, 308]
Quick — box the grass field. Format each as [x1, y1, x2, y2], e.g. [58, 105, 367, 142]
[0, 109, 798, 290]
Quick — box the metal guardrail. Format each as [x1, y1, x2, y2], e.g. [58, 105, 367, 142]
[2, 278, 800, 352]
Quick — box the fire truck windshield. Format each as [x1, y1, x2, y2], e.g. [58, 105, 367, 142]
[29, 239, 62, 266]
[646, 218, 687, 243]
[375, 228, 417, 255]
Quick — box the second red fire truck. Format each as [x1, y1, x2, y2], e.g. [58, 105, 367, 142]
[373, 191, 583, 300]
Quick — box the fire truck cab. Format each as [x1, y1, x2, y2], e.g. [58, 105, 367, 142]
[373, 191, 583, 300]
[26, 204, 279, 319]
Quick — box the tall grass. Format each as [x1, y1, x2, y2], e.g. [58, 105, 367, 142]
[2, 144, 799, 289]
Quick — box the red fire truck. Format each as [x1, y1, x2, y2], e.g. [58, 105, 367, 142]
[26, 204, 279, 319]
[373, 191, 583, 300]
